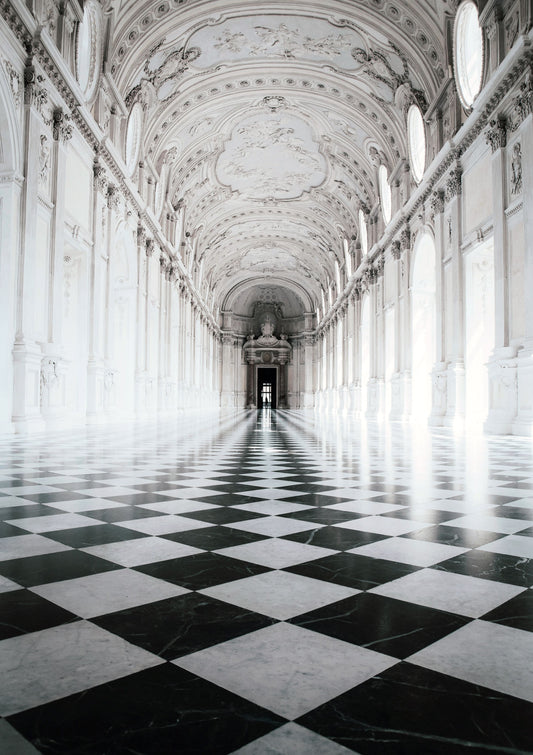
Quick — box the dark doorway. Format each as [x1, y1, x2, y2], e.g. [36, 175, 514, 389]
[258, 367, 277, 409]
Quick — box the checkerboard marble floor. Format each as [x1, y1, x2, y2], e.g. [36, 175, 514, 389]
[1, 410, 533, 754]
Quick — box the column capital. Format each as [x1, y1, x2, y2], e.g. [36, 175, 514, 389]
[485, 116, 507, 153]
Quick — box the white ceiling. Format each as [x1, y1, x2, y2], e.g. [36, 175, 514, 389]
[109, 0, 452, 318]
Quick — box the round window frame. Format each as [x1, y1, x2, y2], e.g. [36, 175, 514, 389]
[125, 102, 143, 176]
[453, 0, 484, 110]
[379, 164, 392, 224]
[407, 104, 426, 184]
[76, 0, 103, 104]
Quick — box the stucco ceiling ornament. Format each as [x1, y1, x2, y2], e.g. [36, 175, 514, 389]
[126, 38, 201, 108]
[215, 112, 327, 200]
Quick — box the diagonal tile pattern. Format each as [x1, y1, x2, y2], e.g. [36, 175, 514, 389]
[1, 410, 533, 753]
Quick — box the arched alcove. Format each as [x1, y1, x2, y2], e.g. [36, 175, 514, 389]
[411, 231, 436, 423]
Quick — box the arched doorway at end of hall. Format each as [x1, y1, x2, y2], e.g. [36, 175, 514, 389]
[258, 367, 277, 409]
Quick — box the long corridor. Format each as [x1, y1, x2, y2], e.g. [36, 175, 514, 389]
[1, 411, 533, 753]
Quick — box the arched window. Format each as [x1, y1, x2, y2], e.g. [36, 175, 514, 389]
[454, 1, 484, 108]
[125, 102, 143, 176]
[76, 0, 103, 103]
[379, 165, 392, 224]
[344, 239, 352, 277]
[408, 104, 426, 184]
[359, 209, 368, 256]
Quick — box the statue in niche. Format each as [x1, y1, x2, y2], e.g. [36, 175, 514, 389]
[511, 143, 522, 195]
[256, 316, 279, 346]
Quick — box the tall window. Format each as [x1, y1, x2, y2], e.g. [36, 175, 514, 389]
[454, 1, 484, 108]
[344, 239, 352, 277]
[379, 164, 392, 224]
[359, 209, 368, 256]
[408, 105, 426, 184]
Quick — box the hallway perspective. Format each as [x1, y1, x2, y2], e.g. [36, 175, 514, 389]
[0, 410, 532, 753]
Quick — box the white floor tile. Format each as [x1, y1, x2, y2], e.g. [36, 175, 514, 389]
[228, 516, 325, 537]
[232, 722, 356, 754]
[0, 534, 71, 561]
[443, 514, 530, 534]
[478, 535, 533, 559]
[336, 516, 431, 536]
[349, 537, 468, 567]
[175, 623, 396, 719]
[0, 621, 163, 716]
[30, 568, 188, 618]
[233, 500, 313, 515]
[408, 620, 533, 703]
[6, 513, 103, 533]
[370, 568, 525, 617]
[82, 536, 203, 566]
[115, 515, 212, 535]
[201, 570, 358, 620]
[215, 539, 336, 569]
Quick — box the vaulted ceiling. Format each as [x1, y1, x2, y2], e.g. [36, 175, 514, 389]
[108, 0, 453, 318]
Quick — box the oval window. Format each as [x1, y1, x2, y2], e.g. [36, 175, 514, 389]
[76, 1, 102, 103]
[379, 165, 392, 224]
[358, 209, 368, 256]
[125, 102, 143, 175]
[454, 1, 484, 108]
[408, 104, 426, 183]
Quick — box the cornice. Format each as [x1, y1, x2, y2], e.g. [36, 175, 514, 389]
[0, 0, 221, 334]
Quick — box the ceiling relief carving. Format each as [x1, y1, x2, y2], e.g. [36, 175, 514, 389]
[215, 112, 327, 200]
[106, 0, 451, 316]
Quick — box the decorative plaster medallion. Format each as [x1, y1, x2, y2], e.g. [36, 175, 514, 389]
[216, 112, 327, 199]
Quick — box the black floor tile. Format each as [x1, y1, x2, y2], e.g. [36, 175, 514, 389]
[0, 504, 64, 520]
[163, 525, 269, 550]
[0, 549, 120, 587]
[434, 549, 533, 587]
[403, 525, 504, 549]
[17, 492, 94, 504]
[44, 523, 150, 548]
[8, 663, 284, 755]
[481, 589, 533, 633]
[102, 492, 174, 505]
[0, 521, 28, 537]
[179, 507, 266, 525]
[281, 508, 366, 525]
[0, 589, 77, 640]
[93, 592, 277, 659]
[283, 526, 388, 551]
[291, 593, 469, 658]
[286, 552, 421, 591]
[82, 506, 165, 523]
[135, 551, 269, 590]
[299, 661, 533, 754]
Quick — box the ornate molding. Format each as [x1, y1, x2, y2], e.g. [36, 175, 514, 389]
[391, 240, 401, 260]
[445, 168, 462, 202]
[52, 108, 73, 142]
[430, 190, 445, 217]
[512, 75, 533, 126]
[485, 116, 507, 153]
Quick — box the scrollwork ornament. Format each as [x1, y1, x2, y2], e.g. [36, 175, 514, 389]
[146, 238, 155, 257]
[513, 77, 533, 126]
[52, 109, 73, 143]
[106, 184, 120, 212]
[391, 240, 401, 260]
[400, 227, 411, 253]
[445, 168, 462, 202]
[430, 190, 445, 217]
[24, 66, 48, 114]
[93, 160, 108, 194]
[485, 117, 507, 153]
